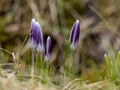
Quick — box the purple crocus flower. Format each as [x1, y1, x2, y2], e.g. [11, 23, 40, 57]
[44, 36, 51, 62]
[36, 22, 44, 53]
[70, 20, 80, 50]
[29, 18, 44, 53]
[29, 18, 37, 49]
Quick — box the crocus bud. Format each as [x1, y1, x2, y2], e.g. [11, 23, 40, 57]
[36, 22, 44, 53]
[29, 18, 37, 49]
[44, 36, 51, 62]
[70, 20, 80, 50]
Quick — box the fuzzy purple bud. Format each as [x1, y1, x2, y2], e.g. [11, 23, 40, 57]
[36, 22, 44, 53]
[70, 20, 80, 50]
[29, 18, 37, 49]
[44, 36, 51, 62]
[29, 18, 44, 53]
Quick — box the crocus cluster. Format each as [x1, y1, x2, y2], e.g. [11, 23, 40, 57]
[29, 18, 80, 64]
[70, 20, 80, 50]
[29, 18, 51, 61]
[29, 18, 80, 77]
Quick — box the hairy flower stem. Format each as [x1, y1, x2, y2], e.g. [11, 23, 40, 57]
[46, 61, 50, 76]
[31, 49, 35, 79]
[46, 62, 49, 72]
[35, 54, 39, 75]
[40, 54, 44, 75]
[69, 51, 73, 77]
